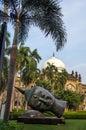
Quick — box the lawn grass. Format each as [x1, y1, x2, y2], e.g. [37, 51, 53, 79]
[20, 119, 86, 130]
[1, 119, 86, 130]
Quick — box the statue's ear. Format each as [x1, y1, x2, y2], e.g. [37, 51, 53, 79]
[15, 86, 25, 95]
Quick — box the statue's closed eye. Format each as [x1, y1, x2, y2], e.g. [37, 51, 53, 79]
[33, 95, 37, 98]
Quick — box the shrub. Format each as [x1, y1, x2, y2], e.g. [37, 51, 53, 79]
[9, 109, 25, 120]
[0, 120, 23, 130]
[43, 111, 86, 119]
[43, 111, 55, 116]
[9, 109, 86, 120]
[63, 111, 86, 119]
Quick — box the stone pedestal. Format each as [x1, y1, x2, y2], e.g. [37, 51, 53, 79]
[17, 110, 65, 125]
[17, 116, 65, 125]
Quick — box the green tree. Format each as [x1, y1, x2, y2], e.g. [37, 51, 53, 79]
[0, 56, 9, 95]
[36, 64, 68, 93]
[0, 23, 7, 88]
[55, 70, 68, 92]
[4, 44, 41, 87]
[16, 44, 32, 72]
[0, 26, 10, 94]
[0, 0, 9, 88]
[17, 44, 41, 87]
[0, 0, 66, 123]
[57, 89, 85, 110]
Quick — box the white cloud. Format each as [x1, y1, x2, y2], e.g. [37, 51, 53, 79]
[3, 0, 86, 85]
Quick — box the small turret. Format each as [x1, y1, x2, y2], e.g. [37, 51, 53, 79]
[71, 70, 74, 76]
[53, 52, 55, 57]
[75, 71, 78, 79]
[78, 74, 81, 82]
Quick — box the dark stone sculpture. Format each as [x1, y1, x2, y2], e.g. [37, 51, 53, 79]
[21, 110, 44, 118]
[16, 86, 66, 118]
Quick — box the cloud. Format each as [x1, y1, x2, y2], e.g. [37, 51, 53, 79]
[4, 0, 86, 85]
[61, 0, 86, 47]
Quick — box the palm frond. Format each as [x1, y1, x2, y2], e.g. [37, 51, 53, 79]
[0, 0, 9, 5]
[0, 0, 66, 50]
[0, 10, 7, 23]
[5, 32, 10, 47]
[5, 46, 12, 55]
[24, 0, 66, 51]
[18, 10, 31, 43]
[31, 49, 41, 63]
[10, 0, 21, 14]
[0, 0, 19, 9]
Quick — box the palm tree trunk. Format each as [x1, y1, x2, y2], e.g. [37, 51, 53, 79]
[0, 1, 8, 95]
[0, 22, 7, 89]
[3, 23, 19, 123]
[3, 45, 18, 123]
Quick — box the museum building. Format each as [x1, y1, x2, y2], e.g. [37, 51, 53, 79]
[0, 55, 86, 111]
[42, 55, 86, 110]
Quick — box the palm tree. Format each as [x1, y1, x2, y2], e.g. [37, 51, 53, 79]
[54, 70, 68, 91]
[0, 0, 66, 123]
[0, 25, 10, 47]
[0, 23, 7, 88]
[0, 25, 10, 92]
[16, 44, 41, 87]
[4, 44, 41, 87]
[0, 56, 9, 95]
[16, 44, 32, 72]
[0, 0, 9, 89]
[16, 44, 41, 71]
[36, 64, 68, 93]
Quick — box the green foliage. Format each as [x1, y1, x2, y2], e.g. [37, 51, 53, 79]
[0, 0, 66, 50]
[16, 45, 41, 86]
[43, 111, 86, 119]
[0, 25, 10, 94]
[36, 65, 68, 93]
[0, 56, 9, 94]
[10, 109, 86, 120]
[56, 89, 85, 110]
[9, 109, 25, 120]
[36, 79, 51, 91]
[0, 0, 66, 123]
[0, 120, 23, 130]
[63, 111, 86, 119]
[22, 119, 86, 130]
[43, 111, 55, 117]
[55, 70, 68, 91]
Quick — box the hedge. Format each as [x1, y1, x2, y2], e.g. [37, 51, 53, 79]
[9, 109, 25, 120]
[63, 111, 86, 119]
[9, 109, 86, 120]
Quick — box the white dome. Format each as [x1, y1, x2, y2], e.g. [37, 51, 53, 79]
[42, 56, 66, 72]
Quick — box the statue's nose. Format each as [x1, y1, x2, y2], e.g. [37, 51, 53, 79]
[39, 97, 52, 106]
[39, 97, 47, 103]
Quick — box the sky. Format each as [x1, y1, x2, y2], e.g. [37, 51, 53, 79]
[1, 0, 86, 84]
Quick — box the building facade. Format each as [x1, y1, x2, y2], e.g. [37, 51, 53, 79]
[0, 55, 86, 111]
[42, 55, 86, 111]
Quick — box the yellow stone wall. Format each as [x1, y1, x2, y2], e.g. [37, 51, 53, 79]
[0, 75, 86, 111]
[65, 78, 86, 111]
